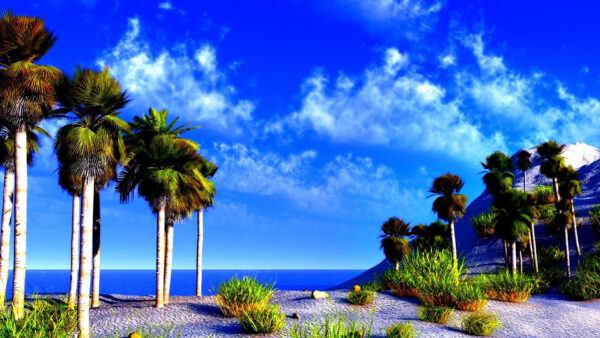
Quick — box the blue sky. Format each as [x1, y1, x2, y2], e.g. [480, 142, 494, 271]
[7, 0, 600, 269]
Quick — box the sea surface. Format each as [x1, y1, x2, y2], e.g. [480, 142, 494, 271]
[4, 270, 363, 296]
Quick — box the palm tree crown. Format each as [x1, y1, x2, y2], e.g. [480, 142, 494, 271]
[0, 11, 56, 65]
[481, 151, 515, 196]
[429, 173, 467, 221]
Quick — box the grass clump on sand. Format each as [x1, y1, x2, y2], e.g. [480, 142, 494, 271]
[560, 253, 600, 300]
[454, 283, 488, 311]
[347, 289, 376, 306]
[380, 269, 417, 297]
[385, 322, 417, 338]
[461, 313, 502, 336]
[214, 276, 274, 317]
[531, 267, 563, 294]
[476, 269, 535, 302]
[417, 305, 453, 324]
[537, 245, 565, 268]
[0, 296, 77, 337]
[288, 311, 374, 338]
[239, 304, 286, 334]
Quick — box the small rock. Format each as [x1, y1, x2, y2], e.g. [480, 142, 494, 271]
[291, 312, 301, 319]
[311, 290, 329, 299]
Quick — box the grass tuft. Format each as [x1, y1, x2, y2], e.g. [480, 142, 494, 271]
[214, 276, 274, 317]
[461, 313, 502, 336]
[288, 311, 374, 338]
[560, 252, 600, 300]
[239, 304, 285, 334]
[454, 283, 488, 311]
[346, 289, 375, 306]
[417, 306, 453, 324]
[475, 269, 534, 303]
[0, 296, 77, 337]
[537, 245, 565, 268]
[385, 321, 417, 338]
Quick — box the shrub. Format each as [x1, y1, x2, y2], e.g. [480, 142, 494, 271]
[288, 311, 374, 338]
[0, 297, 78, 337]
[476, 269, 535, 302]
[417, 306, 453, 324]
[214, 276, 274, 317]
[537, 245, 565, 268]
[461, 313, 502, 336]
[532, 185, 555, 205]
[239, 304, 285, 334]
[590, 205, 600, 234]
[531, 267, 563, 294]
[410, 221, 450, 252]
[470, 212, 496, 238]
[380, 269, 418, 297]
[453, 283, 488, 311]
[347, 289, 375, 306]
[385, 322, 417, 338]
[560, 253, 600, 300]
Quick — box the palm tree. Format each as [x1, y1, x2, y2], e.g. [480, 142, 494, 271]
[492, 189, 533, 275]
[410, 220, 450, 252]
[196, 159, 217, 297]
[558, 165, 582, 256]
[481, 151, 515, 266]
[379, 217, 411, 270]
[55, 66, 129, 337]
[536, 141, 565, 202]
[0, 11, 60, 318]
[429, 174, 468, 262]
[516, 150, 538, 272]
[117, 134, 208, 308]
[0, 127, 45, 307]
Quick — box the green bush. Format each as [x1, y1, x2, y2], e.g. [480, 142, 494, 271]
[410, 221, 450, 252]
[239, 304, 285, 334]
[531, 267, 563, 294]
[417, 306, 453, 324]
[461, 313, 502, 336]
[537, 245, 565, 268]
[475, 269, 535, 302]
[453, 283, 488, 311]
[0, 297, 77, 337]
[590, 206, 600, 234]
[288, 311, 374, 338]
[470, 212, 496, 238]
[347, 290, 375, 306]
[385, 322, 417, 338]
[532, 185, 555, 205]
[560, 253, 600, 300]
[214, 276, 274, 317]
[380, 268, 417, 297]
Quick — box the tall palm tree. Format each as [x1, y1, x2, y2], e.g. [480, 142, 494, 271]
[117, 134, 208, 308]
[516, 150, 538, 272]
[379, 217, 411, 270]
[55, 66, 129, 337]
[0, 127, 44, 307]
[492, 189, 533, 275]
[558, 165, 582, 256]
[0, 12, 60, 318]
[196, 159, 217, 297]
[429, 173, 468, 262]
[481, 151, 515, 266]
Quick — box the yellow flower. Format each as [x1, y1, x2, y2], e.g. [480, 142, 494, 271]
[353, 285, 361, 292]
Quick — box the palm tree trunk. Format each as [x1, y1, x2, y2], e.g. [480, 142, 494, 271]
[553, 178, 561, 202]
[523, 171, 527, 192]
[511, 242, 517, 276]
[0, 170, 14, 307]
[503, 240, 509, 267]
[78, 178, 94, 338]
[564, 224, 571, 278]
[164, 221, 173, 304]
[528, 230, 535, 271]
[196, 209, 203, 297]
[449, 220, 457, 263]
[91, 190, 101, 308]
[394, 262, 400, 270]
[531, 224, 539, 273]
[519, 250, 523, 273]
[156, 205, 166, 308]
[571, 203, 581, 256]
[68, 194, 80, 308]
[11, 126, 27, 319]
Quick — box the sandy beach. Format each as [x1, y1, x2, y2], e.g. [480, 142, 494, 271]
[90, 290, 600, 337]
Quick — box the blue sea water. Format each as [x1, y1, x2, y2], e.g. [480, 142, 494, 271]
[4, 270, 363, 296]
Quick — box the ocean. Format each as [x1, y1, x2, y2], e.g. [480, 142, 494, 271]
[3, 269, 363, 296]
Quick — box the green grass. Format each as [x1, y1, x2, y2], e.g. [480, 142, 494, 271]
[453, 283, 488, 311]
[417, 306, 453, 324]
[214, 276, 274, 317]
[560, 253, 600, 300]
[470, 212, 496, 238]
[239, 304, 285, 334]
[590, 205, 600, 234]
[385, 322, 417, 338]
[475, 269, 535, 302]
[461, 313, 502, 336]
[360, 279, 382, 292]
[380, 268, 416, 294]
[531, 267, 563, 294]
[288, 311, 374, 338]
[0, 296, 77, 338]
[346, 289, 375, 306]
[537, 245, 565, 268]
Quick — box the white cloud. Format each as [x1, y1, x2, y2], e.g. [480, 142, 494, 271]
[158, 1, 172, 10]
[97, 18, 254, 133]
[462, 34, 506, 75]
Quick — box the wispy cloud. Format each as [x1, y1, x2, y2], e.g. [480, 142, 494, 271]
[97, 18, 254, 133]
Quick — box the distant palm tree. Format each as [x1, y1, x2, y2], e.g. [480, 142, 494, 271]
[516, 150, 538, 272]
[55, 66, 129, 337]
[196, 159, 217, 297]
[0, 11, 60, 319]
[558, 165, 582, 256]
[117, 134, 208, 308]
[0, 127, 46, 307]
[410, 220, 450, 252]
[379, 217, 411, 270]
[492, 189, 533, 275]
[429, 174, 468, 262]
